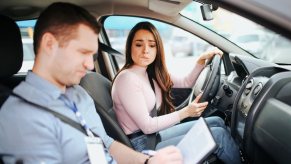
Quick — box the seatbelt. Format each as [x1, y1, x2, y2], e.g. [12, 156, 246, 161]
[11, 92, 91, 136]
[148, 76, 157, 117]
[147, 75, 159, 149]
[99, 42, 124, 58]
[97, 42, 124, 77]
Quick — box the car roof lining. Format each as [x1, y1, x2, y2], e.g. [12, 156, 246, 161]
[0, 0, 191, 20]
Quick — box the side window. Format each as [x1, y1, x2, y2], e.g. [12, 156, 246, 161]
[16, 20, 36, 73]
[104, 16, 213, 77]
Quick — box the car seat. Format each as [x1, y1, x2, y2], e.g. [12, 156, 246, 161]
[0, 14, 24, 164]
[0, 15, 24, 106]
[80, 72, 132, 147]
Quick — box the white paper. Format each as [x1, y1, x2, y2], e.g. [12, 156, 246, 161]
[85, 137, 108, 164]
[177, 117, 217, 164]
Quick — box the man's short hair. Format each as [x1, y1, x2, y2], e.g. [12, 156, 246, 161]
[33, 2, 101, 54]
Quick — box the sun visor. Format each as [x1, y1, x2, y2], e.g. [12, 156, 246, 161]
[149, 0, 192, 16]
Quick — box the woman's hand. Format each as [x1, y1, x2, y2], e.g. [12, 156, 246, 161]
[197, 47, 223, 65]
[178, 93, 208, 120]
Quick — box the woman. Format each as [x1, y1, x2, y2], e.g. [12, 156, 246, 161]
[111, 22, 240, 163]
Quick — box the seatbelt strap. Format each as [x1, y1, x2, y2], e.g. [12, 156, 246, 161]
[99, 42, 124, 58]
[148, 75, 157, 117]
[11, 92, 90, 136]
[146, 75, 159, 150]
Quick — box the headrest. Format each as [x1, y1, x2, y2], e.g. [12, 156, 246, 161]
[0, 15, 23, 78]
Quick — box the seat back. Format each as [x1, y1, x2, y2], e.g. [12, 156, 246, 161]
[80, 72, 132, 147]
[0, 14, 23, 107]
[0, 15, 24, 164]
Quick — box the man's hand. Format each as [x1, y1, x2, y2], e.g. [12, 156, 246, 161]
[149, 146, 183, 164]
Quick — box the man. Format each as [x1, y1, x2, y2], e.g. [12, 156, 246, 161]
[0, 2, 182, 164]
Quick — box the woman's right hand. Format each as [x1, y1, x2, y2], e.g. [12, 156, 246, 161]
[178, 93, 208, 120]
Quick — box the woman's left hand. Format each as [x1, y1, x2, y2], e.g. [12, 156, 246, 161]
[197, 47, 223, 65]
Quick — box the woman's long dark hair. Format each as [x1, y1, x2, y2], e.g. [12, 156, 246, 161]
[113, 21, 175, 115]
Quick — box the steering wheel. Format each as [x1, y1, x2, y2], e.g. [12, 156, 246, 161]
[188, 54, 221, 116]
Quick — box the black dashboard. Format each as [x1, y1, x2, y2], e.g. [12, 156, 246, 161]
[219, 54, 291, 163]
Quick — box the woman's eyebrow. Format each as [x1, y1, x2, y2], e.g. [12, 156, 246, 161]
[134, 39, 156, 42]
[134, 39, 144, 42]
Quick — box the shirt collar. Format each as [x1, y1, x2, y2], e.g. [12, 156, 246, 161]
[25, 71, 63, 100]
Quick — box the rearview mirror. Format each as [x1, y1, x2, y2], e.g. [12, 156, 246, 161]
[200, 4, 218, 21]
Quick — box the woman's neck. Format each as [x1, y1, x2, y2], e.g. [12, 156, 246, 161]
[130, 64, 148, 76]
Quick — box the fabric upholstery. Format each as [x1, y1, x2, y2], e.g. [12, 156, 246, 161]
[0, 15, 23, 107]
[80, 72, 132, 147]
[0, 15, 23, 78]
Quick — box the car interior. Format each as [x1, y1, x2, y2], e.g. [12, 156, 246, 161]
[1, 0, 291, 163]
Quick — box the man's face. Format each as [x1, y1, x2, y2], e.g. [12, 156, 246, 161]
[52, 24, 98, 87]
[131, 29, 157, 67]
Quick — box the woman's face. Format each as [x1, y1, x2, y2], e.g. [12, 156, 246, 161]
[131, 29, 157, 67]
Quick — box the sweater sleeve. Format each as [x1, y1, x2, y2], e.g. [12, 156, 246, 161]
[171, 62, 204, 88]
[114, 72, 180, 134]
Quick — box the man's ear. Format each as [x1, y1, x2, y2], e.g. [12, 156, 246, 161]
[40, 32, 58, 55]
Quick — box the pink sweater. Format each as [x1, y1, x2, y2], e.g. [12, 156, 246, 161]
[111, 64, 204, 135]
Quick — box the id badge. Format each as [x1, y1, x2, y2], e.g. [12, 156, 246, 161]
[85, 136, 108, 164]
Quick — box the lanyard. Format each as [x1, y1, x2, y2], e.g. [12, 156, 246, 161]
[60, 94, 94, 138]
[60, 95, 115, 163]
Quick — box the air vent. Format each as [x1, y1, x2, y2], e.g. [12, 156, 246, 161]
[244, 78, 254, 95]
[253, 83, 263, 95]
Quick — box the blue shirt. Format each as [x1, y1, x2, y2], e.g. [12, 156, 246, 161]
[0, 72, 115, 164]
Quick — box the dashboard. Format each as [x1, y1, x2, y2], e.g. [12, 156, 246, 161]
[218, 54, 291, 163]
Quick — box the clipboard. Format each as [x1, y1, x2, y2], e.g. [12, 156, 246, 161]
[177, 117, 217, 164]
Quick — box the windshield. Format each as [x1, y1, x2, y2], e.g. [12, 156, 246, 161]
[181, 2, 291, 64]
